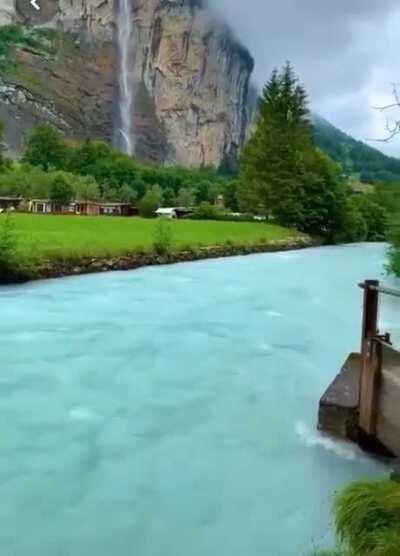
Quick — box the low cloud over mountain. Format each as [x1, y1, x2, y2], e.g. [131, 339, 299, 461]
[209, 0, 400, 156]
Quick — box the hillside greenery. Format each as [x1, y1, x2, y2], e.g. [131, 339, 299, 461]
[313, 115, 400, 184]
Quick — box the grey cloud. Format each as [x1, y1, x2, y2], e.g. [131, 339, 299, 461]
[207, 0, 400, 155]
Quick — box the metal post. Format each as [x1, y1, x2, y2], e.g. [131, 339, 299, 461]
[359, 280, 380, 435]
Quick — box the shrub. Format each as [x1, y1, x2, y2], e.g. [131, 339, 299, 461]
[152, 219, 173, 256]
[334, 198, 368, 243]
[192, 201, 222, 220]
[138, 187, 161, 218]
[353, 195, 388, 241]
[0, 213, 32, 282]
[387, 225, 400, 277]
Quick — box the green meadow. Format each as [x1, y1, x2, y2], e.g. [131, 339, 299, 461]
[11, 213, 300, 261]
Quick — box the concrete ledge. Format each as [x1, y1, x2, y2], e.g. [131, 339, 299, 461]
[318, 353, 361, 441]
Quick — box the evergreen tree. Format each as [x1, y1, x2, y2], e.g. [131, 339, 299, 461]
[239, 63, 347, 237]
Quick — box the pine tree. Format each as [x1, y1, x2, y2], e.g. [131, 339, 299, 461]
[238, 63, 347, 237]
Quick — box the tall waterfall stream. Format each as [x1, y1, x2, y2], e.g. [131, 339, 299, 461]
[117, 0, 135, 155]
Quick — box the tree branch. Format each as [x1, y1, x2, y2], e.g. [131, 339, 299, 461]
[371, 83, 400, 142]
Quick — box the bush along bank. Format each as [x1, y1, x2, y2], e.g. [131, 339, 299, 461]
[0, 213, 36, 283]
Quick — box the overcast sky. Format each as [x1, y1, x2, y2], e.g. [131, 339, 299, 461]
[209, 0, 400, 157]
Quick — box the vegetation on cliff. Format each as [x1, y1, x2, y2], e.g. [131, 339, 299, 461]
[313, 478, 400, 556]
[0, 24, 66, 74]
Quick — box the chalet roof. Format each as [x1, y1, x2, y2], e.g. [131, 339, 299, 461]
[0, 196, 23, 202]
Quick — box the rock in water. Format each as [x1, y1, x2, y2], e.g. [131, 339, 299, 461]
[2, 0, 255, 168]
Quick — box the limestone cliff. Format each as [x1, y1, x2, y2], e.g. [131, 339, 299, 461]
[1, 0, 254, 168]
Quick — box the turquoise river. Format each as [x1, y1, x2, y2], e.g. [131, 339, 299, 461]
[1, 243, 399, 555]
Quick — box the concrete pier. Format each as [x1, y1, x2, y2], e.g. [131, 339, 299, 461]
[318, 353, 360, 442]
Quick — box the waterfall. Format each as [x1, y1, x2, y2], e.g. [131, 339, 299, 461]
[117, 0, 135, 155]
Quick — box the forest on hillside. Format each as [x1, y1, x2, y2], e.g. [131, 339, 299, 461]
[313, 115, 400, 183]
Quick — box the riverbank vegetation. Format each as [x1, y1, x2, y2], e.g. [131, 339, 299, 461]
[313, 478, 400, 556]
[374, 181, 400, 276]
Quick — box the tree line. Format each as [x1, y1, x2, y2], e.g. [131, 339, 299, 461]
[0, 125, 236, 217]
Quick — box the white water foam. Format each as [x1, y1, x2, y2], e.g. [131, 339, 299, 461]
[267, 310, 284, 318]
[69, 406, 97, 422]
[295, 421, 363, 461]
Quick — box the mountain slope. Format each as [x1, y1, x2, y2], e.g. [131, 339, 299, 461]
[313, 115, 400, 183]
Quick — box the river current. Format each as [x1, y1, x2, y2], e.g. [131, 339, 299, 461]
[1, 243, 397, 555]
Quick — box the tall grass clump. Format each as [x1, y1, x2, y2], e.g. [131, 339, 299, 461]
[334, 479, 400, 555]
[312, 479, 400, 556]
[152, 218, 173, 256]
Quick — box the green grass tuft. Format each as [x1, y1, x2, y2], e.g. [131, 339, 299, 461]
[333, 479, 400, 556]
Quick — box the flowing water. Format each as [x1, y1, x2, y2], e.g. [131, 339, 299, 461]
[117, 0, 134, 155]
[1, 243, 397, 556]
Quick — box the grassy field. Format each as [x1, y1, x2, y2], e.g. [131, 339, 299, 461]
[10, 214, 300, 261]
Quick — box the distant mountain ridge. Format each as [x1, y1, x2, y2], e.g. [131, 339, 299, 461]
[312, 115, 400, 183]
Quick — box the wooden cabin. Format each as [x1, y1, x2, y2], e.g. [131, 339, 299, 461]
[29, 199, 75, 214]
[29, 199, 54, 214]
[75, 201, 100, 216]
[99, 202, 132, 216]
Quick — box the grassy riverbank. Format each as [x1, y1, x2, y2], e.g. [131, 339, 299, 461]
[13, 213, 303, 261]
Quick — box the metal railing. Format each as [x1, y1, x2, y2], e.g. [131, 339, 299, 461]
[359, 282, 400, 299]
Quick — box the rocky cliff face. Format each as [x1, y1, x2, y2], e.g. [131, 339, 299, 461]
[1, 0, 254, 168]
